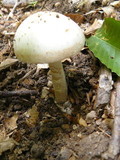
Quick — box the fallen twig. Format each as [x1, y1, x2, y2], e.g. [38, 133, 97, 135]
[0, 58, 18, 71]
[98, 127, 111, 138]
[7, 0, 21, 20]
[95, 65, 113, 112]
[0, 90, 38, 97]
[18, 67, 36, 83]
[102, 77, 120, 159]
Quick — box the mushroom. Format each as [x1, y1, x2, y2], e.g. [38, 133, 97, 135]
[14, 11, 85, 103]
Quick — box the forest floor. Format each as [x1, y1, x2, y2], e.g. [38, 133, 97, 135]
[0, 0, 120, 160]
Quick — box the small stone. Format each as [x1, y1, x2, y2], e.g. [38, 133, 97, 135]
[86, 111, 97, 122]
[57, 101, 73, 115]
[72, 124, 78, 130]
[54, 2, 61, 7]
[96, 119, 102, 125]
[77, 132, 83, 138]
[78, 117, 87, 127]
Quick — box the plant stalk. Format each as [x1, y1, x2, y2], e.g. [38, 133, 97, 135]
[49, 61, 68, 103]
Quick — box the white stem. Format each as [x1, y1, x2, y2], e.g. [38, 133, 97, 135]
[49, 61, 68, 103]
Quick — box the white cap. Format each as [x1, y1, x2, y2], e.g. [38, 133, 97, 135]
[14, 11, 85, 64]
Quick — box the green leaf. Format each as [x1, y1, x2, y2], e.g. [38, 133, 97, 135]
[86, 18, 120, 76]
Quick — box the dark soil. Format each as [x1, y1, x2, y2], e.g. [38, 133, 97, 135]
[0, 0, 119, 160]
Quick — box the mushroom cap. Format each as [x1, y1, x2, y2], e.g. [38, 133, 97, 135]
[14, 11, 85, 64]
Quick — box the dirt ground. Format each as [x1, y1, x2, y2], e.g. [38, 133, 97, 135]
[0, 0, 120, 160]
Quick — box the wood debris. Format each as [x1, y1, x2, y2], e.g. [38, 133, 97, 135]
[0, 58, 18, 70]
[0, 89, 38, 97]
[102, 78, 120, 159]
[95, 66, 113, 110]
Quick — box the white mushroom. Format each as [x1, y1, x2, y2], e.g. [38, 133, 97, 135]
[14, 11, 85, 103]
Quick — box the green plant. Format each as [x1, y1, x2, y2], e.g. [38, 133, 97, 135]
[27, 1, 38, 8]
[87, 18, 120, 76]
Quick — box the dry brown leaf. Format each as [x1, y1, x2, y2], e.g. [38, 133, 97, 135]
[102, 118, 113, 129]
[0, 137, 18, 155]
[0, 127, 6, 142]
[4, 115, 18, 131]
[110, 1, 120, 8]
[69, 156, 76, 160]
[25, 105, 39, 127]
[84, 19, 103, 35]
[65, 13, 84, 25]
[41, 87, 49, 99]
[102, 0, 111, 6]
[102, 6, 114, 17]
[22, 78, 34, 86]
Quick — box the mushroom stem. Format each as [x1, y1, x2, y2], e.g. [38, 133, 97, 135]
[49, 61, 68, 103]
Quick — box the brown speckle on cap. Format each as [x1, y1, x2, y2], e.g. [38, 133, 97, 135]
[65, 29, 69, 32]
[110, 56, 114, 59]
[56, 15, 59, 18]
